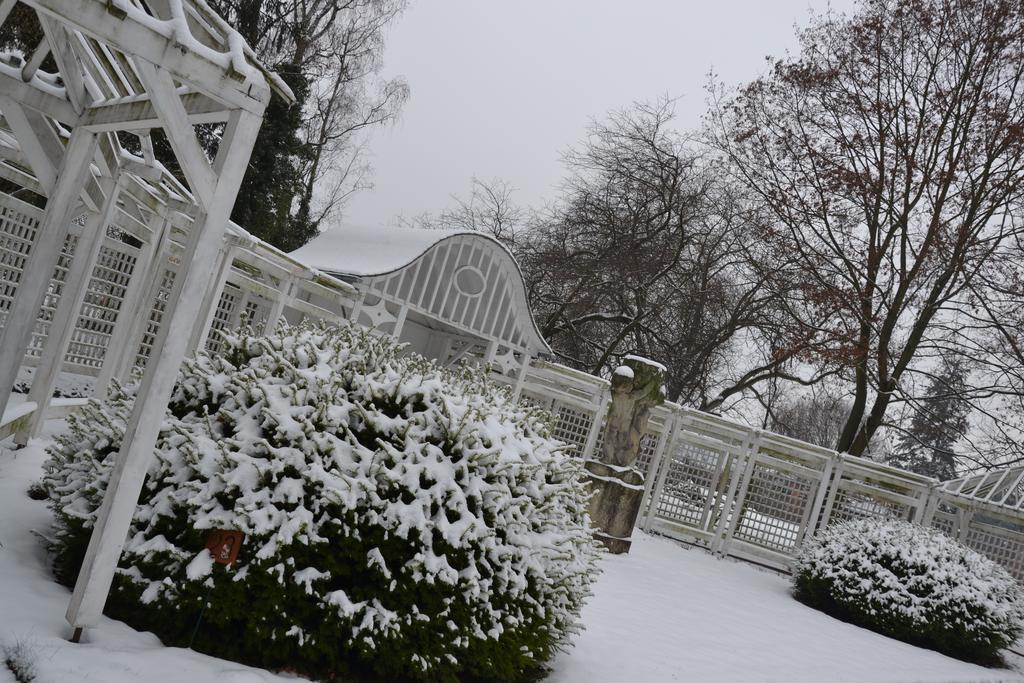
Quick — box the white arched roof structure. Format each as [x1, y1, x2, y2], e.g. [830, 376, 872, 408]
[290, 225, 550, 374]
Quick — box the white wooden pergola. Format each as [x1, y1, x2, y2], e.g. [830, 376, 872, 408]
[290, 224, 551, 390]
[0, 0, 290, 639]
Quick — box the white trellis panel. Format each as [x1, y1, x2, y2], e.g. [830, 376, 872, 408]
[204, 282, 242, 354]
[0, 197, 44, 323]
[134, 266, 178, 372]
[63, 239, 140, 372]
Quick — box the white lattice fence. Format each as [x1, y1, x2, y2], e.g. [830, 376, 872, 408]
[512, 360, 1024, 579]
[0, 196, 43, 323]
[135, 266, 178, 371]
[205, 282, 242, 354]
[63, 239, 140, 371]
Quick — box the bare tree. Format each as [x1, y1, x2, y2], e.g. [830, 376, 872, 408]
[709, 0, 1024, 456]
[509, 99, 812, 406]
[400, 177, 526, 248]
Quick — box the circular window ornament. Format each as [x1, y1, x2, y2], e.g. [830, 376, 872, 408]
[454, 266, 486, 297]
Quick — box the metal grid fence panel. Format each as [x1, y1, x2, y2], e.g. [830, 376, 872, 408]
[734, 460, 814, 552]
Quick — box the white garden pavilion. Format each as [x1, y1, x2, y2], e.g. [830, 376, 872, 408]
[0, 0, 291, 639]
[291, 224, 551, 384]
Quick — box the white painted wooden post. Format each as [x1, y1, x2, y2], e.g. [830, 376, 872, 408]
[641, 411, 685, 532]
[813, 457, 846, 535]
[187, 243, 235, 354]
[711, 430, 761, 556]
[107, 213, 179, 387]
[920, 487, 940, 527]
[16, 175, 121, 443]
[483, 338, 499, 365]
[579, 386, 610, 461]
[392, 303, 409, 339]
[92, 212, 167, 398]
[66, 108, 262, 634]
[348, 291, 365, 326]
[0, 128, 98, 416]
[912, 485, 932, 524]
[511, 354, 531, 401]
[229, 287, 252, 329]
[796, 456, 835, 548]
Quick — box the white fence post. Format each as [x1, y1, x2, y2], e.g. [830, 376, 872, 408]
[640, 410, 684, 532]
[579, 385, 610, 461]
[797, 456, 835, 548]
[188, 243, 236, 354]
[711, 430, 761, 557]
[108, 216, 179, 388]
[813, 456, 846, 535]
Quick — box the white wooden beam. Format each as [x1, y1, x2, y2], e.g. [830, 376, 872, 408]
[20, 38, 51, 83]
[23, 0, 271, 114]
[263, 276, 295, 332]
[187, 242, 235, 354]
[16, 175, 121, 443]
[0, 68, 80, 124]
[0, 127, 98, 419]
[37, 14, 89, 113]
[134, 60, 215, 209]
[67, 111, 263, 634]
[0, 97, 57, 191]
[0, 0, 16, 28]
[102, 213, 175, 390]
[80, 92, 230, 132]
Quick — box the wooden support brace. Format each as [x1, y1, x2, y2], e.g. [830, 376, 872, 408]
[134, 60, 216, 209]
[187, 242, 235, 354]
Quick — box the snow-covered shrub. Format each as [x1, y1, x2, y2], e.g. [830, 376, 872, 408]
[794, 518, 1023, 663]
[44, 321, 600, 682]
[3, 639, 37, 683]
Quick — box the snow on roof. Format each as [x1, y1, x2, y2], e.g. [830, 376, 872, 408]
[290, 224, 487, 277]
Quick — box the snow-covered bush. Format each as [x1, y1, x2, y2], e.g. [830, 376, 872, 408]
[44, 321, 600, 682]
[794, 518, 1023, 663]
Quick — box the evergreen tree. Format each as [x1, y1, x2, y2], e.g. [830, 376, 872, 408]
[227, 64, 314, 252]
[892, 356, 970, 480]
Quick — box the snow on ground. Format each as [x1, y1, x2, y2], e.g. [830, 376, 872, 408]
[549, 533, 1023, 683]
[0, 432, 307, 683]
[2, 423, 1022, 683]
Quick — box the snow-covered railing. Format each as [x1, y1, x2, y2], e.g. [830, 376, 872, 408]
[512, 360, 1024, 581]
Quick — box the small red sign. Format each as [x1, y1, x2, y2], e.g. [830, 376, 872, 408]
[205, 529, 245, 566]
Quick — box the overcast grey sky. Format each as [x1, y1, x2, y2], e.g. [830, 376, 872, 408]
[343, 0, 857, 229]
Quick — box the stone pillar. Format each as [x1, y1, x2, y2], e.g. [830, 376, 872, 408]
[585, 356, 665, 553]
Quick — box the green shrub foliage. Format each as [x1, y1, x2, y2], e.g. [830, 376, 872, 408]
[794, 518, 1023, 663]
[45, 322, 601, 681]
